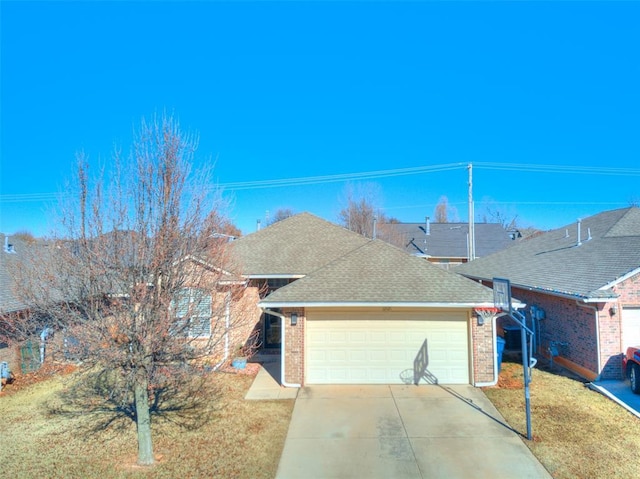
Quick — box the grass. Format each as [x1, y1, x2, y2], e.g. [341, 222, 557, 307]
[484, 358, 640, 479]
[4, 358, 640, 479]
[0, 364, 294, 478]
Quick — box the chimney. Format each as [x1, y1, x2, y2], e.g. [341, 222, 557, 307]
[372, 216, 377, 239]
[256, 219, 261, 231]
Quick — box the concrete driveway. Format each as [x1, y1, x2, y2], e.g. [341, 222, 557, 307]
[276, 384, 551, 479]
[589, 379, 640, 418]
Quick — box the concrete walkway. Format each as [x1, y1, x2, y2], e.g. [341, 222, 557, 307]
[275, 384, 551, 479]
[245, 356, 298, 400]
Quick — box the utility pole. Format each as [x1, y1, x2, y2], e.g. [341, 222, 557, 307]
[468, 163, 476, 261]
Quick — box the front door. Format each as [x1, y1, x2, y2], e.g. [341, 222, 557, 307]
[264, 310, 282, 349]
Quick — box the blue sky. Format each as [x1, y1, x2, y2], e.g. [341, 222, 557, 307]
[1, 1, 639, 236]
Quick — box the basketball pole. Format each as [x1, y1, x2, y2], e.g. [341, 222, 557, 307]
[493, 277, 534, 441]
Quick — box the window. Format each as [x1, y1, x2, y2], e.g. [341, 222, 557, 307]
[266, 278, 289, 292]
[173, 288, 212, 338]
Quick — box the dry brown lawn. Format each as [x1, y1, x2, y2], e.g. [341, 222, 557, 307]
[4, 358, 640, 479]
[484, 358, 640, 479]
[0, 363, 294, 478]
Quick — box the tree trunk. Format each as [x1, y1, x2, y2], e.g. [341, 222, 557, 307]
[134, 379, 154, 465]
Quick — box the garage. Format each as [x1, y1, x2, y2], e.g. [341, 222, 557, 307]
[305, 310, 470, 385]
[622, 307, 640, 352]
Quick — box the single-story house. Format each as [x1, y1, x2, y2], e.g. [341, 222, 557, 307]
[231, 213, 502, 387]
[377, 220, 516, 269]
[0, 234, 33, 371]
[457, 207, 640, 380]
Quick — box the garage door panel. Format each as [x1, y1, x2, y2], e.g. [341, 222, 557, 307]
[306, 313, 469, 385]
[622, 308, 640, 352]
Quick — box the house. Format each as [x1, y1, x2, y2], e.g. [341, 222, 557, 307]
[377, 220, 516, 269]
[457, 207, 640, 381]
[0, 231, 259, 376]
[231, 213, 502, 387]
[0, 234, 35, 371]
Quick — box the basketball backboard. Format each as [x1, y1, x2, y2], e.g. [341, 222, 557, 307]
[493, 277, 512, 314]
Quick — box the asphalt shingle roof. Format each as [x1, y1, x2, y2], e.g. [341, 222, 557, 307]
[230, 213, 371, 276]
[259, 238, 495, 306]
[378, 222, 514, 258]
[456, 207, 640, 300]
[1, 234, 35, 314]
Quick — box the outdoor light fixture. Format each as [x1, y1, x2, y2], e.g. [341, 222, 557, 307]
[291, 313, 298, 326]
[609, 304, 618, 316]
[477, 314, 484, 326]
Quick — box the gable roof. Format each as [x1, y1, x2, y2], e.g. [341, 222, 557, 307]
[378, 221, 514, 259]
[0, 234, 49, 314]
[260, 239, 495, 307]
[457, 207, 640, 301]
[230, 213, 371, 277]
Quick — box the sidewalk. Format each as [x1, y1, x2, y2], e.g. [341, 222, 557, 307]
[245, 355, 299, 400]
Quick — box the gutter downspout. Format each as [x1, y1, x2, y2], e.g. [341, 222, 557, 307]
[213, 292, 232, 371]
[263, 308, 301, 388]
[577, 300, 601, 379]
[475, 313, 501, 387]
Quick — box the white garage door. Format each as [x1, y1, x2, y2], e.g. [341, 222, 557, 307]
[306, 310, 469, 385]
[622, 308, 640, 352]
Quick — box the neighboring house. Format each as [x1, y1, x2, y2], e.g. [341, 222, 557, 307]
[378, 220, 516, 269]
[0, 232, 258, 374]
[231, 213, 502, 387]
[0, 234, 33, 371]
[457, 207, 640, 381]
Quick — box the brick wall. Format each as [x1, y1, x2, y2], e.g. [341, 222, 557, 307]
[282, 308, 305, 385]
[470, 311, 497, 384]
[509, 287, 627, 379]
[614, 272, 640, 306]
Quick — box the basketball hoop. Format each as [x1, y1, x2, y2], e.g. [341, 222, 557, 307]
[474, 307, 500, 326]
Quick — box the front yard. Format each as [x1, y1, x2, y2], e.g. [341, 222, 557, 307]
[3, 358, 640, 478]
[485, 359, 640, 479]
[0, 363, 294, 478]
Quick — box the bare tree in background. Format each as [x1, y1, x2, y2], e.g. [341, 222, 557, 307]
[480, 200, 520, 229]
[4, 115, 256, 466]
[434, 196, 459, 223]
[338, 182, 388, 238]
[267, 208, 296, 225]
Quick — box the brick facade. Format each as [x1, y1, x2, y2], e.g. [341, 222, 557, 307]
[281, 308, 304, 385]
[471, 311, 497, 384]
[503, 284, 640, 380]
[276, 307, 495, 386]
[614, 272, 640, 306]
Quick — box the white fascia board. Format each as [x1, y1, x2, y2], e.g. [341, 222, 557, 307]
[258, 301, 499, 309]
[599, 266, 640, 291]
[217, 280, 247, 286]
[463, 274, 612, 303]
[243, 274, 306, 279]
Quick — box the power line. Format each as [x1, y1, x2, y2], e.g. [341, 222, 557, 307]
[2, 161, 640, 203]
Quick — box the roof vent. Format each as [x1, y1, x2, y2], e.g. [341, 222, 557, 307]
[587, 227, 592, 241]
[576, 219, 582, 247]
[564, 229, 570, 238]
[425, 216, 430, 236]
[4, 236, 16, 254]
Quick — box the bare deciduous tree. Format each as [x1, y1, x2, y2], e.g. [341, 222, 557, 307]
[4, 115, 256, 466]
[434, 196, 459, 223]
[267, 208, 296, 226]
[338, 183, 387, 238]
[480, 200, 520, 230]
